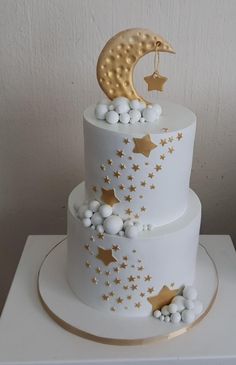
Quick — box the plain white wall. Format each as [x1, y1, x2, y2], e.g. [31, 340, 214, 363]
[0, 0, 235, 311]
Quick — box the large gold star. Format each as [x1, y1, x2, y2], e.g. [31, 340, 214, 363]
[133, 134, 157, 157]
[101, 188, 120, 206]
[144, 72, 168, 92]
[147, 285, 182, 312]
[96, 246, 117, 266]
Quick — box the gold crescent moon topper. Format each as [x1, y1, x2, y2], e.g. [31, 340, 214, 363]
[96, 28, 175, 103]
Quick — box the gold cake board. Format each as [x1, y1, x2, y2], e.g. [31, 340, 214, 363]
[37, 238, 218, 346]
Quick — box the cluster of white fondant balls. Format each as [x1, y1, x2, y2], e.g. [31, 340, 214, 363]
[153, 286, 203, 324]
[95, 97, 162, 125]
[74, 200, 154, 238]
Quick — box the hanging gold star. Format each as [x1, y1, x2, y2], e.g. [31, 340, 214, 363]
[113, 277, 121, 285]
[119, 184, 125, 190]
[168, 136, 174, 143]
[128, 275, 135, 282]
[177, 132, 183, 141]
[102, 294, 110, 301]
[133, 134, 157, 157]
[155, 164, 162, 172]
[134, 213, 140, 219]
[116, 149, 125, 158]
[148, 172, 155, 179]
[105, 280, 111, 287]
[110, 306, 116, 312]
[144, 275, 152, 282]
[160, 139, 167, 146]
[109, 291, 115, 297]
[105, 270, 110, 276]
[144, 72, 168, 92]
[101, 188, 120, 206]
[112, 244, 120, 251]
[168, 146, 175, 154]
[113, 170, 121, 178]
[125, 195, 132, 202]
[120, 163, 126, 170]
[113, 266, 120, 273]
[84, 244, 90, 251]
[160, 154, 166, 160]
[132, 164, 140, 172]
[97, 233, 104, 240]
[131, 284, 138, 291]
[123, 256, 128, 261]
[129, 185, 136, 192]
[107, 159, 113, 165]
[128, 156, 133, 160]
[147, 285, 181, 312]
[123, 138, 130, 144]
[104, 176, 111, 184]
[125, 208, 132, 215]
[96, 246, 117, 266]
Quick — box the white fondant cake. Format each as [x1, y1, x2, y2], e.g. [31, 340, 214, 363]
[66, 100, 201, 317]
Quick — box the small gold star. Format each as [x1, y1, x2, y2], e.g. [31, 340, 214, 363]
[135, 302, 142, 309]
[168, 146, 175, 154]
[145, 275, 152, 282]
[96, 267, 101, 274]
[148, 172, 154, 179]
[128, 275, 135, 282]
[127, 175, 134, 181]
[162, 128, 169, 132]
[119, 184, 125, 190]
[105, 280, 111, 287]
[100, 164, 106, 171]
[105, 270, 110, 276]
[113, 170, 121, 178]
[132, 164, 140, 172]
[177, 133, 183, 141]
[160, 139, 167, 146]
[120, 262, 128, 269]
[147, 285, 181, 312]
[123, 138, 130, 144]
[112, 244, 120, 251]
[114, 277, 121, 285]
[96, 247, 117, 266]
[92, 186, 97, 192]
[150, 184, 155, 189]
[141, 206, 146, 212]
[125, 208, 132, 215]
[123, 256, 128, 261]
[134, 213, 140, 219]
[155, 164, 162, 172]
[91, 277, 98, 284]
[109, 291, 115, 297]
[116, 149, 125, 158]
[129, 184, 136, 192]
[127, 295, 132, 300]
[147, 287, 154, 294]
[110, 306, 116, 312]
[168, 136, 174, 143]
[131, 284, 138, 291]
[97, 233, 104, 240]
[102, 294, 109, 301]
[133, 134, 157, 157]
[117, 297, 123, 304]
[144, 72, 167, 92]
[85, 261, 91, 268]
[141, 181, 146, 187]
[101, 188, 120, 206]
[84, 244, 90, 251]
[107, 159, 113, 165]
[125, 195, 132, 202]
[123, 285, 129, 290]
[160, 154, 166, 160]
[113, 266, 120, 273]
[140, 292, 145, 297]
[119, 163, 126, 170]
[104, 176, 111, 184]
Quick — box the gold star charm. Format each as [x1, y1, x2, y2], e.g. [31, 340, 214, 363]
[101, 188, 120, 206]
[129, 185, 136, 192]
[125, 195, 132, 202]
[123, 285, 129, 290]
[102, 294, 110, 301]
[133, 134, 157, 157]
[127, 175, 134, 181]
[107, 159, 113, 166]
[120, 262, 128, 269]
[177, 132, 183, 141]
[141, 206, 146, 212]
[131, 284, 138, 291]
[128, 275, 135, 282]
[168, 146, 174, 154]
[117, 297, 123, 304]
[155, 164, 162, 172]
[113, 170, 121, 178]
[132, 164, 140, 172]
[112, 244, 120, 251]
[119, 184, 125, 190]
[120, 163, 126, 170]
[116, 149, 125, 158]
[114, 277, 121, 285]
[135, 302, 142, 309]
[160, 139, 167, 146]
[148, 172, 154, 179]
[123, 138, 130, 144]
[138, 265, 144, 271]
[144, 71, 167, 92]
[125, 208, 132, 215]
[96, 247, 117, 266]
[147, 285, 181, 312]
[160, 154, 166, 160]
[104, 176, 111, 184]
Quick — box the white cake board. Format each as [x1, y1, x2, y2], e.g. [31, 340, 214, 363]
[37, 238, 218, 346]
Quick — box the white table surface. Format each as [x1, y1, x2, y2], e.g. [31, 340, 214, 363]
[0, 235, 235, 365]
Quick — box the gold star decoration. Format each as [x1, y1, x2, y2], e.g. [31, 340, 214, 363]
[123, 138, 130, 144]
[101, 188, 120, 206]
[141, 181, 146, 187]
[113, 277, 121, 285]
[120, 163, 126, 170]
[112, 244, 120, 251]
[128, 275, 135, 282]
[96, 246, 117, 266]
[102, 294, 110, 301]
[144, 275, 152, 282]
[117, 297, 123, 304]
[138, 265, 144, 271]
[140, 292, 145, 297]
[113, 266, 120, 273]
[104, 176, 111, 184]
[148, 172, 155, 179]
[125, 208, 132, 215]
[168, 146, 174, 154]
[155, 164, 162, 172]
[120, 262, 128, 269]
[147, 287, 154, 294]
[100, 164, 106, 171]
[160, 154, 166, 160]
[147, 285, 182, 312]
[125, 195, 132, 202]
[107, 159, 113, 165]
[141, 206, 146, 212]
[132, 164, 140, 172]
[113, 170, 121, 178]
[123, 256, 128, 261]
[129, 184, 136, 192]
[131, 284, 138, 291]
[144, 72, 168, 92]
[135, 302, 142, 309]
[127, 175, 134, 181]
[123, 285, 129, 290]
[177, 132, 183, 141]
[90, 235, 95, 242]
[127, 295, 132, 300]
[168, 136, 174, 143]
[134, 213, 140, 219]
[116, 149, 125, 158]
[119, 184, 125, 190]
[160, 139, 167, 146]
[133, 134, 157, 157]
[97, 233, 104, 240]
[150, 184, 155, 190]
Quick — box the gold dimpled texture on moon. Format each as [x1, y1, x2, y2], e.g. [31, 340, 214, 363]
[96, 28, 175, 103]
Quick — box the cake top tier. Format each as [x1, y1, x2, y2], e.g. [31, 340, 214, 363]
[84, 101, 196, 136]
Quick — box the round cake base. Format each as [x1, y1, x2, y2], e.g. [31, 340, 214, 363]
[37, 238, 218, 346]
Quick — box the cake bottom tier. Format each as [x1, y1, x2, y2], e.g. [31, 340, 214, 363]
[67, 182, 201, 317]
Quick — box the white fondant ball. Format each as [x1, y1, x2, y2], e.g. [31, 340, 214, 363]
[129, 109, 141, 123]
[168, 303, 178, 314]
[139, 117, 145, 123]
[112, 97, 129, 107]
[152, 103, 162, 117]
[89, 200, 100, 212]
[129, 99, 141, 110]
[164, 315, 170, 323]
[119, 112, 130, 124]
[125, 225, 139, 238]
[78, 204, 88, 219]
[91, 212, 103, 226]
[161, 305, 170, 316]
[181, 309, 195, 324]
[153, 310, 161, 318]
[96, 224, 104, 234]
[84, 209, 93, 218]
[115, 102, 130, 114]
[184, 299, 195, 310]
[103, 215, 123, 235]
[99, 204, 112, 218]
[105, 110, 119, 124]
[183, 286, 198, 301]
[172, 296, 185, 312]
[142, 107, 157, 122]
[160, 315, 165, 321]
[95, 104, 108, 120]
[108, 104, 114, 111]
[82, 218, 91, 227]
[118, 230, 125, 237]
[123, 220, 133, 229]
[170, 312, 181, 324]
[194, 300, 203, 315]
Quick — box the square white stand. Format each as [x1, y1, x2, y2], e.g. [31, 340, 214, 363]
[0, 235, 235, 365]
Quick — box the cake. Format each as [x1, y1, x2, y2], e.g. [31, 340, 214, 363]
[66, 29, 201, 321]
